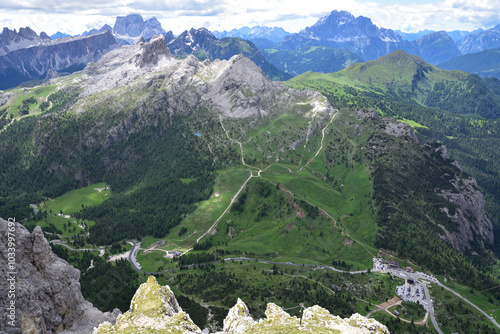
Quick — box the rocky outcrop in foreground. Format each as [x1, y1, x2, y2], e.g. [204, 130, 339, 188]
[0, 218, 119, 334]
[94, 276, 389, 334]
[93, 276, 201, 334]
[223, 298, 389, 334]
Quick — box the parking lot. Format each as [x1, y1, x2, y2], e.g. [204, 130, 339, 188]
[396, 280, 429, 309]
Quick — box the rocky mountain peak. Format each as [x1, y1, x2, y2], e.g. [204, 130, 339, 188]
[93, 276, 201, 333]
[311, 10, 355, 29]
[304, 10, 381, 39]
[278, 9, 412, 60]
[166, 27, 218, 56]
[84, 24, 113, 37]
[415, 31, 461, 64]
[142, 17, 166, 40]
[93, 276, 388, 333]
[223, 298, 389, 333]
[0, 27, 51, 56]
[114, 14, 144, 36]
[0, 218, 119, 334]
[133, 34, 172, 67]
[113, 14, 167, 44]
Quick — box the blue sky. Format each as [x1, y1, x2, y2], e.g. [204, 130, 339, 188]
[0, 0, 498, 36]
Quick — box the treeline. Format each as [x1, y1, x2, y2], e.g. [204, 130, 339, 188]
[0, 87, 229, 244]
[163, 264, 397, 330]
[370, 135, 500, 300]
[50, 244, 139, 312]
[288, 76, 500, 262]
[175, 252, 219, 266]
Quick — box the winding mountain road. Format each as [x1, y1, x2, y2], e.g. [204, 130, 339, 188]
[127, 109, 500, 332]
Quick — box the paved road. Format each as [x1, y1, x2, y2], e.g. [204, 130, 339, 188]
[128, 242, 143, 271]
[126, 247, 369, 275]
[49, 239, 103, 252]
[387, 268, 443, 333]
[435, 280, 500, 330]
[45, 231, 87, 239]
[126, 249, 500, 332]
[30, 204, 38, 214]
[422, 281, 443, 334]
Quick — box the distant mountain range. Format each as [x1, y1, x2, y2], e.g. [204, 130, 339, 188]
[0, 27, 50, 56]
[0, 31, 118, 89]
[396, 29, 470, 42]
[276, 10, 416, 61]
[1, 11, 499, 90]
[274, 10, 499, 66]
[458, 25, 500, 54]
[438, 48, 500, 79]
[51, 31, 71, 39]
[166, 28, 291, 81]
[213, 26, 291, 49]
[262, 46, 364, 76]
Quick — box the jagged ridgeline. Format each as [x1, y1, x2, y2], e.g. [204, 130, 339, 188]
[92, 275, 389, 334]
[0, 34, 328, 246]
[287, 50, 500, 257]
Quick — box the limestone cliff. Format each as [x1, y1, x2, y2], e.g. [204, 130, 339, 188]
[0, 218, 119, 334]
[78, 38, 331, 121]
[0, 30, 118, 89]
[430, 144, 494, 253]
[94, 276, 388, 334]
[223, 298, 389, 334]
[93, 276, 201, 334]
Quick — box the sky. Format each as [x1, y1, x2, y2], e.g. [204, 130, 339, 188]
[0, 0, 498, 36]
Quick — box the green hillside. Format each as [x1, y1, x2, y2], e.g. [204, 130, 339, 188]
[1, 48, 500, 333]
[293, 50, 500, 119]
[287, 51, 500, 258]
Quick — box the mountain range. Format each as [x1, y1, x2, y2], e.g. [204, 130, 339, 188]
[213, 26, 291, 49]
[0, 27, 50, 56]
[2, 10, 499, 91]
[0, 31, 118, 89]
[1, 14, 500, 333]
[274, 10, 499, 66]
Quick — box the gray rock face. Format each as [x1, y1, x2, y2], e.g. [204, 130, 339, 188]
[381, 118, 419, 143]
[113, 14, 167, 44]
[0, 31, 118, 89]
[133, 35, 172, 67]
[0, 218, 119, 334]
[277, 10, 417, 61]
[113, 14, 144, 37]
[459, 27, 500, 54]
[414, 31, 461, 64]
[81, 41, 326, 120]
[0, 27, 51, 56]
[437, 171, 494, 253]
